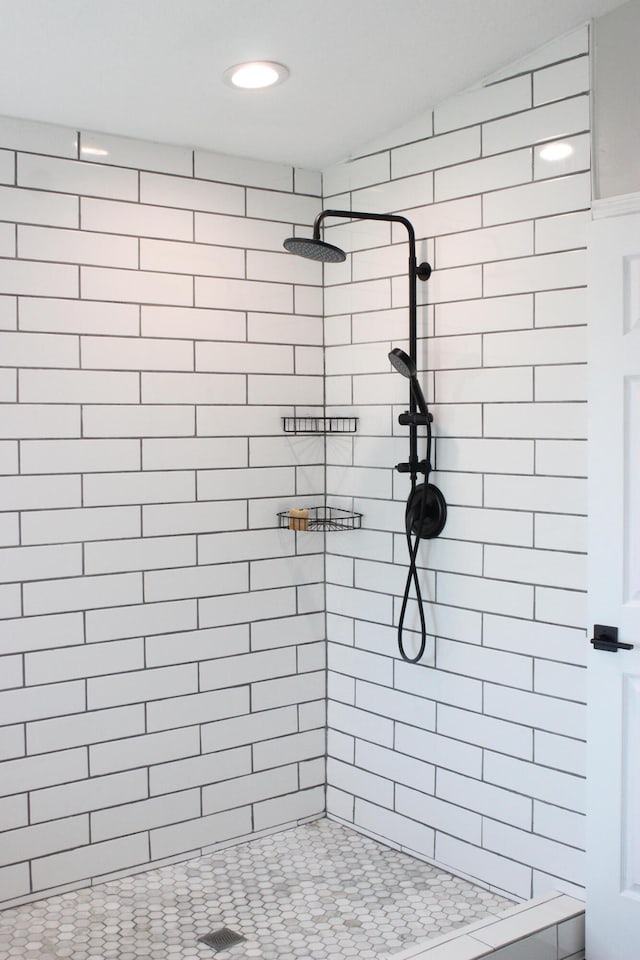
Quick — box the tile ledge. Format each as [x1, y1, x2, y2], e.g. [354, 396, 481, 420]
[388, 890, 585, 960]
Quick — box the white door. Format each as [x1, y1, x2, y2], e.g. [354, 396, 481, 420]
[587, 205, 640, 959]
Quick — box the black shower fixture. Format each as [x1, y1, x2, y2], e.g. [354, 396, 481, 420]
[284, 209, 446, 664]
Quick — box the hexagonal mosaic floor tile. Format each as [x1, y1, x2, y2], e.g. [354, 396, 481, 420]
[0, 819, 511, 959]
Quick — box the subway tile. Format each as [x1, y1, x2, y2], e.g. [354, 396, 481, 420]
[434, 74, 531, 134]
[534, 800, 585, 849]
[437, 573, 534, 619]
[250, 435, 324, 467]
[24, 572, 142, 617]
[444, 506, 532, 547]
[146, 686, 249, 733]
[436, 833, 531, 900]
[196, 211, 291, 251]
[436, 438, 534, 474]
[32, 834, 149, 891]
[197, 405, 291, 437]
[254, 729, 324, 771]
[483, 96, 590, 156]
[19, 224, 138, 268]
[0, 796, 28, 832]
[0, 184, 78, 228]
[485, 402, 586, 439]
[484, 250, 586, 297]
[435, 367, 532, 403]
[0, 611, 84, 656]
[484, 325, 586, 367]
[248, 311, 322, 345]
[151, 806, 252, 860]
[150, 744, 250, 796]
[0, 655, 22, 690]
[143, 501, 245, 537]
[0, 514, 18, 547]
[195, 151, 292, 192]
[435, 294, 533, 336]
[0, 222, 15, 256]
[354, 799, 435, 859]
[82, 335, 194, 371]
[484, 173, 590, 226]
[326, 583, 393, 625]
[203, 765, 299, 816]
[438, 703, 533, 760]
[92, 789, 200, 842]
[142, 305, 245, 341]
[357, 739, 435, 794]
[81, 266, 193, 305]
[0, 543, 81, 583]
[252, 669, 325, 711]
[534, 660, 586, 703]
[200, 586, 297, 630]
[493, 26, 588, 80]
[80, 131, 192, 175]
[484, 545, 586, 590]
[437, 769, 532, 829]
[18, 153, 138, 200]
[1, 329, 78, 369]
[248, 249, 321, 286]
[22, 506, 140, 546]
[88, 663, 197, 710]
[85, 599, 197, 644]
[82, 405, 195, 437]
[26, 637, 143, 686]
[195, 276, 292, 313]
[196, 466, 292, 502]
[534, 58, 590, 107]
[20, 368, 138, 403]
[0, 295, 16, 329]
[483, 614, 586, 666]
[0, 258, 78, 297]
[27, 705, 144, 754]
[395, 723, 481, 778]
[397, 782, 482, 844]
[0, 815, 89, 867]
[20, 438, 140, 474]
[248, 374, 323, 405]
[437, 221, 533, 269]
[399, 263, 482, 305]
[395, 658, 483, 711]
[484, 684, 585, 740]
[535, 211, 588, 254]
[19, 296, 139, 335]
[81, 196, 192, 240]
[353, 171, 434, 217]
[197, 340, 293, 374]
[327, 757, 394, 809]
[435, 149, 531, 202]
[146, 622, 248, 667]
[140, 238, 244, 278]
[0, 587, 32, 625]
[483, 820, 583, 886]
[392, 127, 481, 179]
[0, 116, 78, 158]
[323, 153, 390, 197]
[0, 474, 80, 510]
[251, 611, 324, 650]
[142, 372, 245, 404]
[254, 785, 324, 830]
[0, 150, 13, 184]
[85, 471, 194, 506]
[0, 371, 16, 404]
[484, 475, 587, 514]
[197, 529, 290, 567]
[246, 188, 320, 226]
[144, 561, 248, 603]
[535, 514, 586, 552]
[437, 637, 532, 688]
[0, 746, 87, 797]
[250, 555, 323, 591]
[294, 167, 321, 195]
[535, 731, 585, 777]
[534, 133, 590, 181]
[201, 705, 297, 754]
[85, 534, 196, 575]
[535, 287, 586, 328]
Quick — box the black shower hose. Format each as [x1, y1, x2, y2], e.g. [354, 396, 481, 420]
[397, 423, 432, 663]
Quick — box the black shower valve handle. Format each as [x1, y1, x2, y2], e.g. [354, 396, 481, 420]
[398, 410, 433, 426]
[395, 459, 430, 475]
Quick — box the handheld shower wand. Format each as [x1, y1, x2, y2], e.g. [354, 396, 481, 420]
[284, 209, 446, 663]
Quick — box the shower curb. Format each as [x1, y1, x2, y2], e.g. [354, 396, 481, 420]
[386, 890, 585, 960]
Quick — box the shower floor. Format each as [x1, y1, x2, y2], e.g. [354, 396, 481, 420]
[0, 818, 511, 960]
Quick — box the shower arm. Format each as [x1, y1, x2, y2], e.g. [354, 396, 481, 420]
[314, 209, 431, 481]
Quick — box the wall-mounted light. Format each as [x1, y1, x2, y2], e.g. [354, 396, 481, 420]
[539, 141, 574, 162]
[223, 61, 289, 89]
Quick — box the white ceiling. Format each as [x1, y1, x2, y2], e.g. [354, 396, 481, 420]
[0, 0, 627, 170]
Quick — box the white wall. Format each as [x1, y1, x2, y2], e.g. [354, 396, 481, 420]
[323, 26, 590, 901]
[0, 120, 326, 908]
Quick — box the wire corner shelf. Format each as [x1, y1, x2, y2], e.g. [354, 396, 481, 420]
[278, 506, 362, 532]
[282, 416, 358, 435]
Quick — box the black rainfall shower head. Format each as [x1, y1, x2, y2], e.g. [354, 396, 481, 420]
[389, 347, 428, 416]
[388, 347, 416, 380]
[283, 236, 346, 263]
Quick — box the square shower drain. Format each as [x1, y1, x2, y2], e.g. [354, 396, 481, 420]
[198, 928, 246, 953]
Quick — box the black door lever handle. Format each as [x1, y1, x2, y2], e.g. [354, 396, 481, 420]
[590, 624, 633, 652]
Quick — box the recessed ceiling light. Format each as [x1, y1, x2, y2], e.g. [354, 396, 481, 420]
[539, 141, 574, 161]
[223, 61, 289, 89]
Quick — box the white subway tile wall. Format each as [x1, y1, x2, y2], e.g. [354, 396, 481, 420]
[324, 30, 589, 902]
[0, 125, 325, 907]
